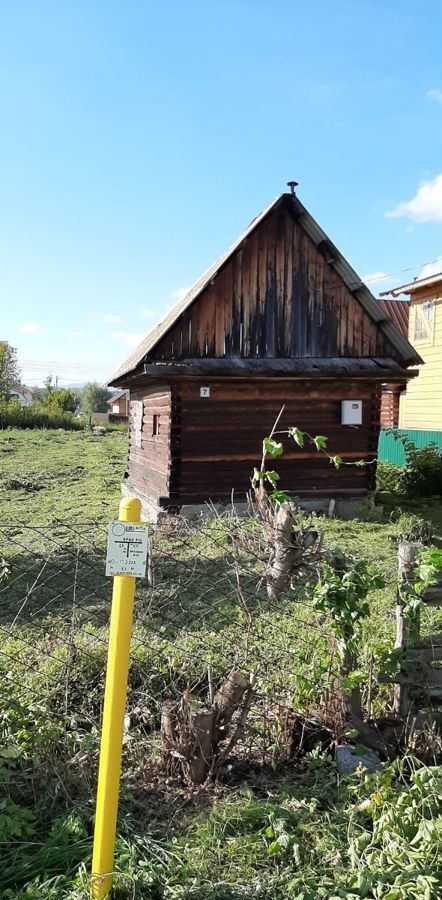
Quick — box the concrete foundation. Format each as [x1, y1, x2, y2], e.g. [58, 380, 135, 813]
[121, 480, 372, 524]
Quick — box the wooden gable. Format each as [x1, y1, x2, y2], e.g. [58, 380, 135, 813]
[109, 191, 421, 387]
[152, 203, 396, 362]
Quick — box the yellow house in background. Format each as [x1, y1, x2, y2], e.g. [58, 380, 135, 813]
[380, 271, 442, 431]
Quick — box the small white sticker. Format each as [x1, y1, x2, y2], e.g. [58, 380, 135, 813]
[105, 522, 149, 578]
[200, 386, 210, 398]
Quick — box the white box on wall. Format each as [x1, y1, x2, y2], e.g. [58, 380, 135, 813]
[341, 400, 363, 425]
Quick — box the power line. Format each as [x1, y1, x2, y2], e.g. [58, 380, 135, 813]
[364, 256, 442, 284]
[20, 360, 110, 370]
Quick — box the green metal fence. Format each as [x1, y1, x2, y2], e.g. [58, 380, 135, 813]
[378, 429, 442, 466]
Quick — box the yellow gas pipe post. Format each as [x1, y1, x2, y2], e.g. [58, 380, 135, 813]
[91, 496, 142, 899]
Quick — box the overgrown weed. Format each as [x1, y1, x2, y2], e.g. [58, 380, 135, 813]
[1, 430, 441, 897]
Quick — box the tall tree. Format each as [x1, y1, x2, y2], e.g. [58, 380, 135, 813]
[0, 342, 20, 401]
[35, 385, 78, 414]
[80, 382, 112, 415]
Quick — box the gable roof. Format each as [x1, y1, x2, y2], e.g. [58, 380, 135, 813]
[107, 389, 126, 405]
[109, 192, 421, 385]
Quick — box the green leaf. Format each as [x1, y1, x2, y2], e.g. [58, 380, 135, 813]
[263, 437, 284, 457]
[271, 489, 291, 504]
[355, 459, 367, 467]
[0, 747, 23, 760]
[313, 435, 328, 451]
[265, 470, 280, 487]
[289, 427, 304, 447]
[267, 840, 282, 855]
[330, 455, 343, 470]
[342, 669, 365, 691]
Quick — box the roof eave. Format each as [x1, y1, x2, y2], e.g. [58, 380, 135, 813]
[110, 358, 421, 387]
[380, 271, 442, 297]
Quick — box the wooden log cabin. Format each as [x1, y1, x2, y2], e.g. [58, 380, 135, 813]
[109, 185, 421, 519]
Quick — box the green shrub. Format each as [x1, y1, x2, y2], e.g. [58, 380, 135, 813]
[403, 442, 442, 496]
[35, 387, 78, 415]
[104, 421, 128, 433]
[387, 432, 442, 497]
[0, 402, 84, 431]
[392, 511, 434, 544]
[376, 461, 406, 495]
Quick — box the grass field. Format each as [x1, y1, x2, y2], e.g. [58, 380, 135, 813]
[0, 429, 441, 899]
[0, 429, 126, 523]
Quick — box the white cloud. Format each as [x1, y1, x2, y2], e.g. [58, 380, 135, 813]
[386, 174, 442, 223]
[104, 314, 120, 323]
[420, 255, 442, 278]
[171, 286, 190, 302]
[140, 308, 155, 318]
[20, 322, 46, 335]
[428, 88, 442, 104]
[112, 331, 144, 349]
[70, 330, 93, 337]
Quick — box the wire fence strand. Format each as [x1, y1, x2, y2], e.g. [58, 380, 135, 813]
[0, 512, 393, 798]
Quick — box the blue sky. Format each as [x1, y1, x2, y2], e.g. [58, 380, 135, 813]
[1, 1, 442, 385]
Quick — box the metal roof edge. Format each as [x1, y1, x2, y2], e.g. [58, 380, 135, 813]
[287, 196, 422, 366]
[380, 271, 442, 297]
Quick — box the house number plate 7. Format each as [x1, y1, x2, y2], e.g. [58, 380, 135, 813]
[200, 387, 211, 398]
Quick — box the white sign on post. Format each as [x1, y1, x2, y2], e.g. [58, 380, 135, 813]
[105, 522, 149, 578]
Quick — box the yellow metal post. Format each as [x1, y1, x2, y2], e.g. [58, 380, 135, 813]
[91, 496, 142, 899]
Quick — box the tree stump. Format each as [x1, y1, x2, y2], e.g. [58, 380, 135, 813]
[265, 503, 321, 600]
[161, 671, 252, 784]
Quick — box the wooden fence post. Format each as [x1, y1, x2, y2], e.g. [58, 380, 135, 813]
[393, 540, 420, 718]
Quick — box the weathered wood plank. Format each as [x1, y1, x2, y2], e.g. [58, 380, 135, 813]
[393, 541, 421, 717]
[142, 202, 412, 365]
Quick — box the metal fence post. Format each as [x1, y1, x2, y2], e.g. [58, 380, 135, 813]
[91, 497, 142, 899]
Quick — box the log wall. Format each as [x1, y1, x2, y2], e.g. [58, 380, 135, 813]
[127, 385, 172, 501]
[163, 378, 381, 505]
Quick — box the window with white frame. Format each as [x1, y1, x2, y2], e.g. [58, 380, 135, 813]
[413, 299, 435, 342]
